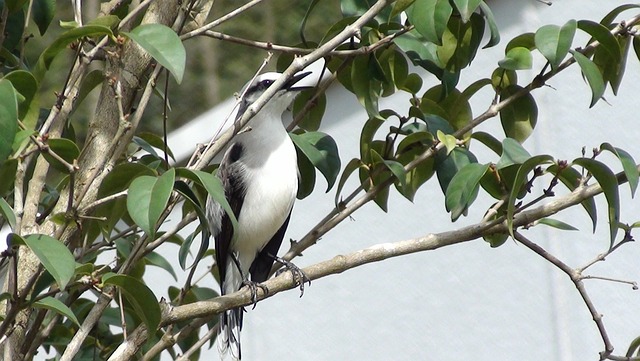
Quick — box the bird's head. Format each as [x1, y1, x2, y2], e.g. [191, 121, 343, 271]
[239, 71, 313, 116]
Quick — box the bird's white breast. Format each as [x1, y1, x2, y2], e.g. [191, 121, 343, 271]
[231, 125, 298, 271]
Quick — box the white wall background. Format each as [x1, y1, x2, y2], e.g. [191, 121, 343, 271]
[155, 1, 640, 360]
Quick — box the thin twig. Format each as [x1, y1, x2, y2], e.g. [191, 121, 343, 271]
[512, 231, 614, 358]
[180, 0, 268, 40]
[82, 190, 128, 213]
[175, 322, 217, 361]
[581, 275, 638, 289]
[115, 290, 126, 340]
[140, 318, 211, 361]
[201, 25, 412, 57]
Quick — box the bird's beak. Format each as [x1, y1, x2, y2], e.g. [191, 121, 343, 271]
[283, 71, 313, 92]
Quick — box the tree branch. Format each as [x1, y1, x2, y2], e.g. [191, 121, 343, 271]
[201, 26, 412, 57]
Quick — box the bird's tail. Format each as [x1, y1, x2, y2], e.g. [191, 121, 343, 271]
[217, 307, 243, 360]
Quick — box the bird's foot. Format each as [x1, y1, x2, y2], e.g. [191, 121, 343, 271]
[274, 257, 310, 297]
[241, 279, 269, 309]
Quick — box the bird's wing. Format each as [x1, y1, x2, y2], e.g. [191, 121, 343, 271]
[249, 210, 292, 283]
[209, 142, 246, 290]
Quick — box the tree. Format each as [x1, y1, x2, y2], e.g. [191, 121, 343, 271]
[0, 0, 639, 360]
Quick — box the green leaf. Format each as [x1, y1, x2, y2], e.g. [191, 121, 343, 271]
[76, 70, 105, 109]
[452, 0, 481, 23]
[98, 163, 156, 198]
[127, 169, 175, 239]
[32, 0, 56, 35]
[173, 181, 209, 269]
[137, 132, 175, 161]
[498, 47, 532, 70]
[625, 335, 640, 358]
[609, 35, 630, 96]
[191, 169, 235, 223]
[600, 143, 638, 197]
[481, 203, 508, 247]
[394, 31, 444, 76]
[536, 218, 579, 231]
[499, 85, 537, 143]
[601, 4, 640, 27]
[400, 73, 424, 94]
[490, 68, 517, 91]
[577, 20, 622, 94]
[461, 77, 492, 101]
[298, 0, 320, 45]
[290, 132, 341, 191]
[34, 25, 114, 81]
[437, 130, 457, 154]
[351, 55, 381, 117]
[87, 15, 121, 29]
[478, 1, 500, 48]
[33, 296, 80, 326]
[0, 159, 18, 196]
[145, 251, 177, 281]
[296, 144, 316, 199]
[436, 147, 477, 194]
[569, 49, 605, 108]
[4, 9, 25, 52]
[177, 231, 198, 271]
[102, 273, 161, 334]
[573, 158, 620, 248]
[471, 131, 502, 155]
[0, 198, 16, 229]
[371, 150, 406, 188]
[41, 138, 80, 173]
[547, 164, 597, 232]
[534, 19, 576, 71]
[390, 0, 416, 19]
[506, 32, 536, 53]
[577, 20, 621, 63]
[292, 91, 326, 131]
[496, 138, 531, 169]
[406, 0, 453, 45]
[506, 155, 554, 237]
[341, 0, 393, 21]
[23, 234, 75, 290]
[437, 14, 485, 72]
[12, 129, 33, 155]
[4, 70, 39, 124]
[445, 162, 489, 221]
[334, 158, 363, 206]
[422, 86, 472, 132]
[0, 80, 18, 163]
[176, 168, 238, 239]
[122, 24, 186, 84]
[484, 232, 508, 248]
[395, 135, 435, 201]
[378, 48, 409, 95]
[5, 0, 28, 13]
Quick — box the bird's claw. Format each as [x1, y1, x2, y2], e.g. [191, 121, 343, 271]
[274, 257, 310, 297]
[242, 279, 269, 309]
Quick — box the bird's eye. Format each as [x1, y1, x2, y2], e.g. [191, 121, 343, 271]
[260, 79, 273, 88]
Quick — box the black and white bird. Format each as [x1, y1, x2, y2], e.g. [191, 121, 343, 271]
[206, 71, 311, 360]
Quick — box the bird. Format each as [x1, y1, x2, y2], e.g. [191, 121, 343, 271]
[205, 71, 311, 360]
